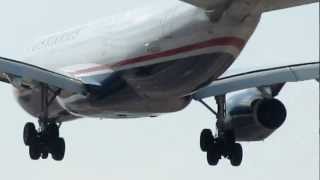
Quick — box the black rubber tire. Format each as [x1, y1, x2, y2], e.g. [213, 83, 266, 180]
[42, 151, 49, 159]
[51, 138, 65, 161]
[200, 129, 214, 152]
[29, 143, 41, 160]
[223, 130, 235, 145]
[207, 143, 220, 166]
[47, 123, 59, 139]
[23, 122, 37, 146]
[230, 143, 243, 167]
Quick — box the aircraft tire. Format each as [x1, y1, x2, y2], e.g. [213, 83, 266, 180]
[47, 123, 59, 140]
[207, 143, 220, 166]
[23, 122, 37, 146]
[42, 151, 49, 159]
[200, 129, 214, 152]
[229, 143, 243, 166]
[51, 138, 65, 161]
[29, 143, 41, 160]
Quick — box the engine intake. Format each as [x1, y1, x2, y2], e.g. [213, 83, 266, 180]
[224, 89, 287, 141]
[253, 98, 286, 130]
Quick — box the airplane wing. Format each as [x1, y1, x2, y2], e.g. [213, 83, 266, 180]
[0, 56, 87, 95]
[180, 0, 318, 11]
[193, 62, 319, 99]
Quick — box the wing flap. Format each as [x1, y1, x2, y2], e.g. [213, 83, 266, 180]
[0, 56, 87, 94]
[193, 62, 319, 99]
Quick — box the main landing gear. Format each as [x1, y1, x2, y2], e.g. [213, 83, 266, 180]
[23, 85, 65, 161]
[197, 95, 243, 166]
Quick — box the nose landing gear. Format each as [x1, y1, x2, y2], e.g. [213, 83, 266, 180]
[23, 85, 65, 161]
[197, 95, 243, 166]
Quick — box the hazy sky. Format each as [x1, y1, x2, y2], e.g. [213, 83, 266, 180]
[0, 1, 318, 180]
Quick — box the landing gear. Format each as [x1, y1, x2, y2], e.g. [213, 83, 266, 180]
[197, 95, 243, 166]
[23, 85, 65, 161]
[23, 122, 65, 161]
[200, 129, 243, 166]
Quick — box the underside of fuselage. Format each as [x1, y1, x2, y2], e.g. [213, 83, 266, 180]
[62, 52, 235, 118]
[16, 52, 235, 120]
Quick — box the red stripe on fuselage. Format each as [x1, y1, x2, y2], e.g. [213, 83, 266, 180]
[71, 36, 246, 75]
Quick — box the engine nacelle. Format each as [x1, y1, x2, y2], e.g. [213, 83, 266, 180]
[224, 89, 287, 141]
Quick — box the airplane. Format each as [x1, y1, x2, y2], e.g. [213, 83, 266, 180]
[0, 0, 318, 166]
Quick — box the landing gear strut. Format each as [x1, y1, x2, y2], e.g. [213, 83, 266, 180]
[198, 95, 243, 166]
[23, 85, 65, 161]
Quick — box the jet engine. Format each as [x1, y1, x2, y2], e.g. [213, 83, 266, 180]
[223, 89, 287, 141]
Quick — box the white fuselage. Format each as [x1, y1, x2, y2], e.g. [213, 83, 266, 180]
[17, 1, 262, 120]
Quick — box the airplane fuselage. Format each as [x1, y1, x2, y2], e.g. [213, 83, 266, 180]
[17, 1, 262, 120]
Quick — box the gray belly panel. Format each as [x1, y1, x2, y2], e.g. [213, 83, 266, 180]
[60, 52, 235, 118]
